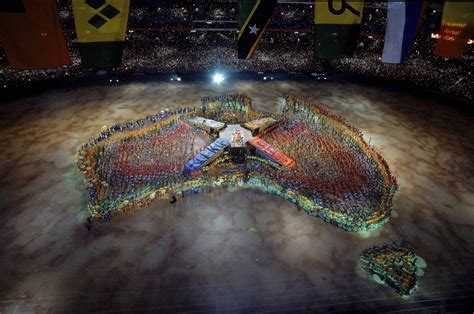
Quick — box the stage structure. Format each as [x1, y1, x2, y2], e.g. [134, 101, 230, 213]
[183, 115, 296, 172]
[77, 94, 398, 231]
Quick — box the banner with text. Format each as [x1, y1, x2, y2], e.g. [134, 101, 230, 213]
[434, 2, 474, 57]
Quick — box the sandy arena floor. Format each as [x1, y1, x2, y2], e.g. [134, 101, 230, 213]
[0, 80, 473, 312]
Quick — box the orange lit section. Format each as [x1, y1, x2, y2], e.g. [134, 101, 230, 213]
[248, 137, 297, 170]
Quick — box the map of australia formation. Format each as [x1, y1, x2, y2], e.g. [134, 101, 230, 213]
[77, 94, 398, 232]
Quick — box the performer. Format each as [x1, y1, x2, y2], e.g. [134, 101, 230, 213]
[170, 194, 177, 204]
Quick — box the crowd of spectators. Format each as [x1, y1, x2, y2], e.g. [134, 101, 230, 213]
[0, 1, 472, 102]
[120, 30, 317, 73]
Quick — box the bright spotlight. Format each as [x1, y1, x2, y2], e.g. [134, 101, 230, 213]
[177, 77, 181, 82]
[213, 73, 225, 84]
[263, 76, 267, 80]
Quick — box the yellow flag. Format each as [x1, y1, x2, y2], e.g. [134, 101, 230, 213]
[72, 0, 130, 43]
[314, 0, 363, 25]
[314, 0, 364, 58]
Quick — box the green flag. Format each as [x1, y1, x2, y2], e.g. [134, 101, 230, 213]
[72, 0, 130, 68]
[238, 0, 277, 60]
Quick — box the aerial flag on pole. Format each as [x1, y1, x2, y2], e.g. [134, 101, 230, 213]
[314, 0, 364, 59]
[238, 0, 277, 60]
[72, 0, 130, 68]
[434, 2, 474, 58]
[0, 0, 71, 69]
[382, 1, 425, 64]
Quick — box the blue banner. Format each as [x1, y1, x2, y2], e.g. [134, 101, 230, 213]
[382, 1, 425, 64]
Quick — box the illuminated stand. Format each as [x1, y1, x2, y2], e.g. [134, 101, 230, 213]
[77, 94, 398, 232]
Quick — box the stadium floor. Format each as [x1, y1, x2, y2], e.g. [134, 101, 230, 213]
[0, 80, 473, 312]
